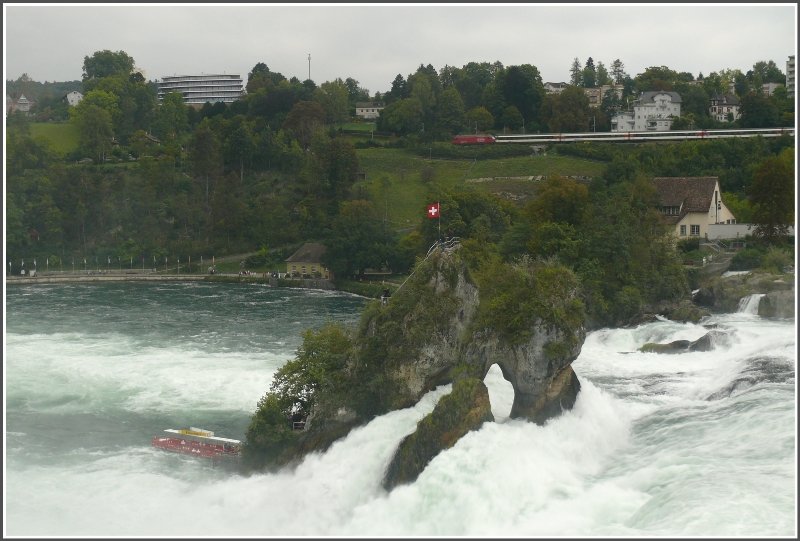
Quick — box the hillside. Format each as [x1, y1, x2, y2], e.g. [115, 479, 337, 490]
[354, 147, 605, 228]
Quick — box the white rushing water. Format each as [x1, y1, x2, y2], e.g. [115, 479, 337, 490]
[4, 283, 797, 537]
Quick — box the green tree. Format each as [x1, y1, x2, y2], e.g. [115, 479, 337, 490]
[501, 105, 524, 131]
[749, 148, 794, 242]
[313, 79, 350, 125]
[634, 66, 680, 92]
[82, 49, 135, 88]
[223, 117, 257, 181]
[385, 73, 409, 104]
[750, 60, 785, 84]
[378, 97, 424, 135]
[151, 92, 189, 141]
[570, 57, 582, 86]
[611, 59, 627, 84]
[596, 61, 612, 86]
[465, 106, 494, 133]
[739, 92, 780, 127]
[453, 61, 501, 110]
[582, 57, 597, 88]
[344, 77, 370, 107]
[434, 86, 466, 136]
[70, 103, 114, 162]
[491, 64, 546, 131]
[246, 62, 286, 94]
[282, 100, 326, 149]
[540, 85, 591, 133]
[189, 119, 222, 209]
[324, 200, 392, 277]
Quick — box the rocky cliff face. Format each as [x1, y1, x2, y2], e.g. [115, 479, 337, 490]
[289, 245, 586, 485]
[694, 271, 794, 314]
[382, 377, 494, 490]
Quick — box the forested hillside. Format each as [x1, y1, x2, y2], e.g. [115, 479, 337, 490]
[6, 49, 795, 326]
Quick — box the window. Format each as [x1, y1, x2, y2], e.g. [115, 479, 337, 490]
[680, 225, 687, 236]
[690, 225, 700, 236]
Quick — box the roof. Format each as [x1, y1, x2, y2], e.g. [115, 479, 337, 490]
[710, 94, 739, 105]
[285, 242, 327, 263]
[652, 177, 719, 224]
[355, 102, 383, 108]
[638, 91, 682, 104]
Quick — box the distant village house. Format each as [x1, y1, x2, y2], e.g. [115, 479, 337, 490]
[6, 93, 34, 115]
[708, 94, 740, 123]
[64, 90, 84, 107]
[652, 176, 736, 240]
[355, 102, 384, 120]
[285, 242, 332, 280]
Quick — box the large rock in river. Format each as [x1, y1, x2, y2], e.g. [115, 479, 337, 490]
[258, 245, 586, 477]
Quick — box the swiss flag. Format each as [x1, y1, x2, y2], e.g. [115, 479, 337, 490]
[426, 202, 440, 219]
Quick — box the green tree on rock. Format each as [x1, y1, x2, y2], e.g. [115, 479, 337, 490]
[749, 148, 794, 243]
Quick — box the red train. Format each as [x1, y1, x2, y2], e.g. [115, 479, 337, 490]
[451, 134, 497, 145]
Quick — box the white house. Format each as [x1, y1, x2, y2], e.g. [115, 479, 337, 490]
[709, 94, 740, 122]
[9, 93, 32, 114]
[355, 102, 383, 120]
[611, 91, 681, 132]
[544, 82, 569, 94]
[652, 176, 736, 239]
[64, 90, 84, 107]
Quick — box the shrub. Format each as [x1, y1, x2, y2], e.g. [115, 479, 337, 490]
[729, 248, 763, 270]
[677, 238, 700, 253]
[760, 246, 792, 274]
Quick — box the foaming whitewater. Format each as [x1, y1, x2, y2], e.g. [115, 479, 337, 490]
[737, 293, 765, 314]
[5, 283, 796, 536]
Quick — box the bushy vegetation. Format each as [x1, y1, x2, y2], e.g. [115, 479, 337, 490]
[473, 255, 584, 347]
[729, 248, 764, 270]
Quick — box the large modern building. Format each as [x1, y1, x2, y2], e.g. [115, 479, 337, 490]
[157, 74, 244, 107]
[787, 55, 795, 98]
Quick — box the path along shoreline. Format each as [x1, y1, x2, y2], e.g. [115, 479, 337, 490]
[6, 273, 209, 285]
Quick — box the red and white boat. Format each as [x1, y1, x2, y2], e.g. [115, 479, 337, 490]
[151, 427, 242, 459]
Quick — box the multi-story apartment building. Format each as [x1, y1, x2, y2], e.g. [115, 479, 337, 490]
[157, 74, 244, 107]
[709, 94, 741, 122]
[787, 55, 795, 98]
[761, 82, 783, 96]
[583, 84, 624, 108]
[610, 91, 681, 132]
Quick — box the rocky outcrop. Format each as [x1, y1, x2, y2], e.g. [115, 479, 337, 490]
[286, 246, 586, 481]
[758, 290, 795, 318]
[640, 329, 730, 354]
[463, 330, 582, 422]
[693, 271, 794, 313]
[382, 377, 493, 490]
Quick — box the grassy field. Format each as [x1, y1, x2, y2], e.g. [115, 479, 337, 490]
[354, 147, 606, 227]
[28, 122, 79, 155]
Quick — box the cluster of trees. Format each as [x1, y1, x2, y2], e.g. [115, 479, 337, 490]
[373, 57, 793, 137]
[6, 50, 795, 322]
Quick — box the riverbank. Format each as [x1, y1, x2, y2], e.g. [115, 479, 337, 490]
[6, 272, 208, 285]
[5, 271, 389, 299]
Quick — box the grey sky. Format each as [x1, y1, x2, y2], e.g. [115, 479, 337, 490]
[4, 3, 797, 94]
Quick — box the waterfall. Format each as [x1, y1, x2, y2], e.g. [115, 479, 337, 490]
[737, 293, 765, 314]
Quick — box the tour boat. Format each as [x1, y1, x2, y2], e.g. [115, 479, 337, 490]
[151, 427, 242, 459]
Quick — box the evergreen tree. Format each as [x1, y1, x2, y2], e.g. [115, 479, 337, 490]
[569, 57, 582, 86]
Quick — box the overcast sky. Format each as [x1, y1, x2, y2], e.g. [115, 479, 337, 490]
[4, 3, 797, 95]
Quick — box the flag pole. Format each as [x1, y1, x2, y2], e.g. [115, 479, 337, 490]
[437, 201, 441, 240]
